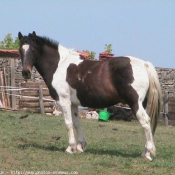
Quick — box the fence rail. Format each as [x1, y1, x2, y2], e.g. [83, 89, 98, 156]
[19, 81, 55, 114]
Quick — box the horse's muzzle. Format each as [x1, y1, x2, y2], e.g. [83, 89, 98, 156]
[22, 69, 31, 79]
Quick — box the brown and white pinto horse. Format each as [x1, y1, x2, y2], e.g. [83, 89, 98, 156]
[18, 31, 162, 161]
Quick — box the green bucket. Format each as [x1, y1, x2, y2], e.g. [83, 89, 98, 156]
[98, 110, 111, 121]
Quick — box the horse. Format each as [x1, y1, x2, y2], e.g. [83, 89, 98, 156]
[18, 31, 162, 161]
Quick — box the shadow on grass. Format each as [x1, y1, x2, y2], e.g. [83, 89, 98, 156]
[17, 142, 140, 158]
[17, 142, 65, 152]
[86, 148, 140, 158]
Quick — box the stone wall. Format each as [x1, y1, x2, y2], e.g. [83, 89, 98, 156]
[156, 67, 175, 97]
[15, 58, 43, 85]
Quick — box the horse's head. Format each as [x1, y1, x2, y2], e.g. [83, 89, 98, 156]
[18, 31, 39, 79]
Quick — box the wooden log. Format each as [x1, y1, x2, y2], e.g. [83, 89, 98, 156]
[0, 107, 18, 111]
[19, 97, 39, 102]
[19, 101, 54, 108]
[19, 82, 54, 113]
[20, 108, 53, 113]
[44, 108, 54, 113]
[21, 90, 50, 96]
[39, 85, 45, 115]
[20, 108, 40, 113]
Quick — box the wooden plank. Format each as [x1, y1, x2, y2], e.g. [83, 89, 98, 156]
[20, 81, 47, 88]
[2, 72, 7, 107]
[39, 85, 45, 115]
[0, 71, 4, 107]
[10, 59, 16, 109]
[3, 67, 10, 107]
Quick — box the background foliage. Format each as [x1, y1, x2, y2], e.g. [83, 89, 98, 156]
[0, 33, 19, 49]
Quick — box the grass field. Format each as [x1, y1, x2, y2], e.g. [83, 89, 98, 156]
[0, 111, 175, 175]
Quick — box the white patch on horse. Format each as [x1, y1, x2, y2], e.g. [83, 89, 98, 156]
[51, 44, 85, 153]
[69, 87, 81, 105]
[22, 44, 30, 54]
[129, 56, 149, 102]
[52, 44, 83, 104]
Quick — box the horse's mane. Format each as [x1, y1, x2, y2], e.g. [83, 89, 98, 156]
[36, 35, 59, 49]
[35, 35, 79, 57]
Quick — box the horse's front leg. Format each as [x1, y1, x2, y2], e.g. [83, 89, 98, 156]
[71, 104, 87, 153]
[56, 99, 77, 154]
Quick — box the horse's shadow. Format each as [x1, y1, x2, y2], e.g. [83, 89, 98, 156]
[17, 142, 65, 152]
[86, 148, 140, 158]
[17, 142, 140, 159]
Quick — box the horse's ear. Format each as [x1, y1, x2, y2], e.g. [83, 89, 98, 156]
[31, 31, 37, 41]
[18, 32, 23, 40]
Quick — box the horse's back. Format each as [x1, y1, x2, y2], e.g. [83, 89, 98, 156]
[66, 56, 149, 108]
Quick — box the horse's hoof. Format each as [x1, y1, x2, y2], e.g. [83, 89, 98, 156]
[65, 145, 76, 154]
[78, 140, 87, 151]
[141, 151, 153, 161]
[150, 147, 156, 157]
[77, 143, 84, 153]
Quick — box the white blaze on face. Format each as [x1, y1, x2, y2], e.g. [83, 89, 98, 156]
[22, 44, 30, 55]
[21, 44, 30, 64]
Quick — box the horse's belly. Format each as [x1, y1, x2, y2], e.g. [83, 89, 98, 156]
[72, 85, 122, 108]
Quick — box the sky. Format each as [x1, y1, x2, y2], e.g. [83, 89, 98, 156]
[0, 1, 175, 68]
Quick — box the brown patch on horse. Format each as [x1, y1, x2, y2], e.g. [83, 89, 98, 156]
[109, 57, 139, 115]
[66, 57, 139, 111]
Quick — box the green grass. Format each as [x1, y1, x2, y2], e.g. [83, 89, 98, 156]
[0, 111, 175, 175]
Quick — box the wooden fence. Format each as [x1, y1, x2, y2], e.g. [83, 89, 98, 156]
[0, 67, 11, 108]
[19, 81, 55, 114]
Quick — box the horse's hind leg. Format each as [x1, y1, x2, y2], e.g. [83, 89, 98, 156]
[71, 104, 87, 153]
[133, 102, 156, 161]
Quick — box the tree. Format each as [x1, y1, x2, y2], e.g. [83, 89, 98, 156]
[104, 44, 112, 53]
[0, 33, 19, 49]
[83, 50, 96, 59]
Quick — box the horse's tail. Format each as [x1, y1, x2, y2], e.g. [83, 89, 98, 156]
[144, 62, 162, 135]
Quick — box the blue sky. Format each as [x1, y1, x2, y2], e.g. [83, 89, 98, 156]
[0, 1, 174, 68]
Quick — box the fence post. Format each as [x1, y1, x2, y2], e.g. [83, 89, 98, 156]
[10, 58, 16, 109]
[39, 85, 45, 115]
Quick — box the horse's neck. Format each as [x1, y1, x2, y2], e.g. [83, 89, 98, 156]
[35, 44, 81, 87]
[35, 45, 59, 87]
